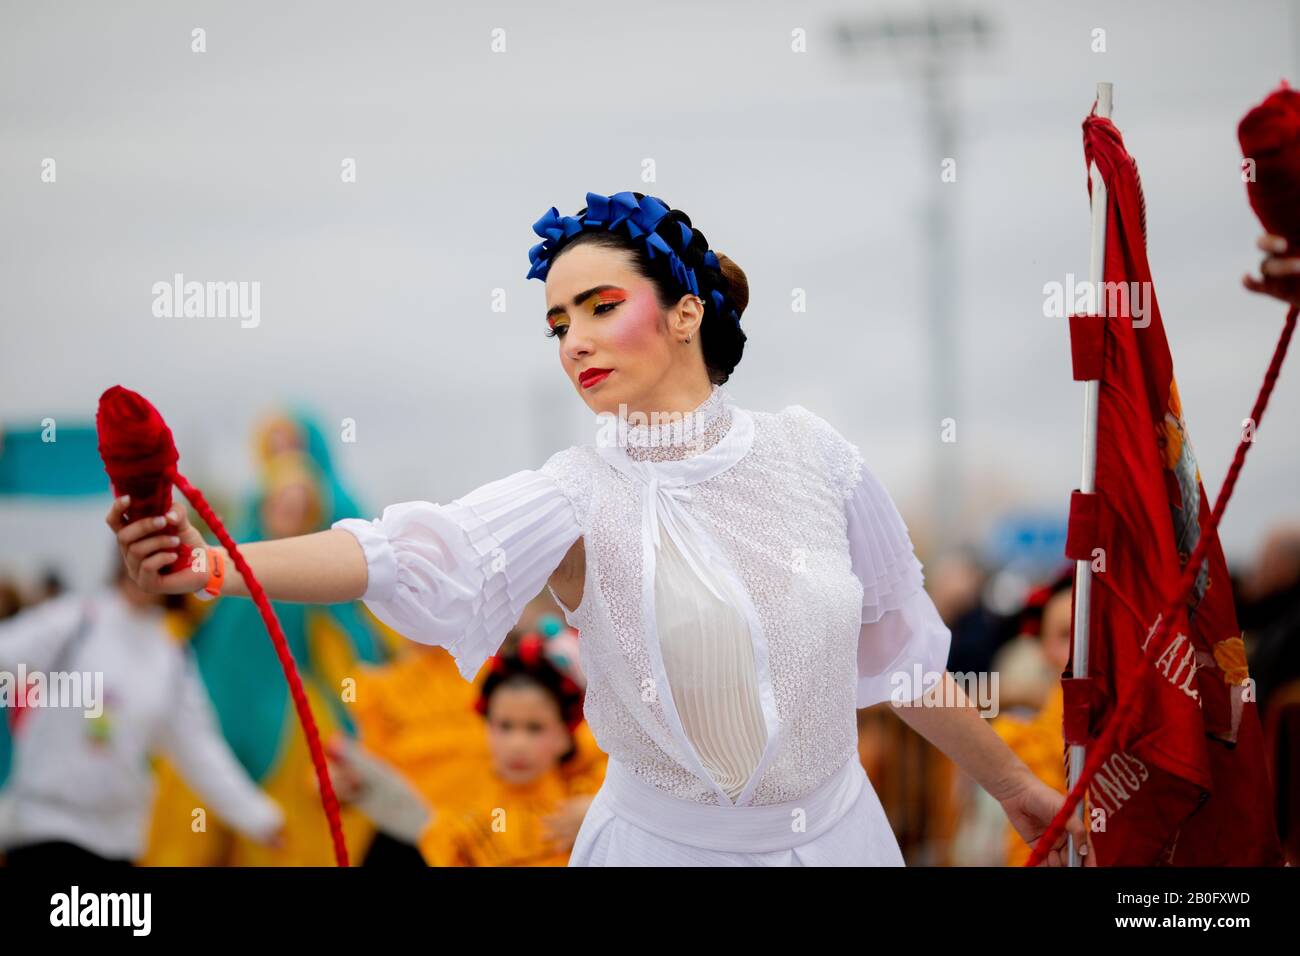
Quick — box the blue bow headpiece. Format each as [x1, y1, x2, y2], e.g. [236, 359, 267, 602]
[526, 190, 741, 328]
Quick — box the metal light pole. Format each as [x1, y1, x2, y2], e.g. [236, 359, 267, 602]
[833, 8, 993, 556]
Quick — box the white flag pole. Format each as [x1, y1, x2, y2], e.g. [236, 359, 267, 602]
[1068, 80, 1111, 868]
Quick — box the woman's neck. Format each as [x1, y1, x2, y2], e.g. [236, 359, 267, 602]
[599, 382, 733, 461]
[626, 380, 716, 419]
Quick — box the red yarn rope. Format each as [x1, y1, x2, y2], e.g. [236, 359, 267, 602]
[1026, 304, 1299, 866]
[170, 469, 350, 867]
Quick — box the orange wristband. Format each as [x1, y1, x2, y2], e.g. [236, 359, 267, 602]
[194, 546, 225, 602]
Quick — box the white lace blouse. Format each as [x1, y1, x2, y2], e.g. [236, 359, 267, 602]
[334, 385, 951, 809]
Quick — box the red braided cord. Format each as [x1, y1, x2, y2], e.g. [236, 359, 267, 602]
[170, 470, 350, 867]
[1026, 304, 1299, 866]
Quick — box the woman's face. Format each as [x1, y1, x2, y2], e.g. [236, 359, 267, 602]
[485, 684, 572, 786]
[544, 243, 696, 416]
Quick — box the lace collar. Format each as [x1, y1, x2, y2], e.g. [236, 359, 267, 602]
[592, 385, 735, 463]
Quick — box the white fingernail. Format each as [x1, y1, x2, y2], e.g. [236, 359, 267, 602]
[166, 511, 177, 522]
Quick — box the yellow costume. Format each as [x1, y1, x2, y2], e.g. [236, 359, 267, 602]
[142, 605, 376, 866]
[142, 411, 391, 866]
[417, 764, 577, 867]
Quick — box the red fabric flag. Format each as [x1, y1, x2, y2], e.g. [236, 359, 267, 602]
[1069, 113, 1285, 865]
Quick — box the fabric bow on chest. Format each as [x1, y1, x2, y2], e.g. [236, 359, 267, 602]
[637, 470, 729, 603]
[591, 403, 756, 606]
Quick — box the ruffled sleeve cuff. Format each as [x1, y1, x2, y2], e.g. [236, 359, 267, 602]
[856, 586, 953, 709]
[843, 456, 950, 707]
[334, 513, 400, 604]
[331, 468, 582, 682]
[845, 457, 927, 625]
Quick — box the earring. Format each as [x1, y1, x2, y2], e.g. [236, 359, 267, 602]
[684, 334, 693, 344]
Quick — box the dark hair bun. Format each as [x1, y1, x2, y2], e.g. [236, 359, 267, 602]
[701, 251, 748, 385]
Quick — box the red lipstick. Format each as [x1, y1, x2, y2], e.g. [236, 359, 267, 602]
[579, 368, 613, 388]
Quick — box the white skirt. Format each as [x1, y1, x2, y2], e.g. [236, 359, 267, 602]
[568, 755, 906, 866]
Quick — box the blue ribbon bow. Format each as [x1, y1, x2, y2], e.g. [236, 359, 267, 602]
[526, 190, 741, 329]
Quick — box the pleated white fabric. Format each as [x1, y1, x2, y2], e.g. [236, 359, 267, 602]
[845, 456, 951, 708]
[333, 468, 582, 682]
[654, 530, 767, 803]
[857, 587, 953, 709]
[846, 456, 928, 626]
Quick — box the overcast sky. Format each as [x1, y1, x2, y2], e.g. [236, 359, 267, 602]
[3, 0, 1299, 587]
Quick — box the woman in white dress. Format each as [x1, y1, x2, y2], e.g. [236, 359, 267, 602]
[108, 191, 1091, 866]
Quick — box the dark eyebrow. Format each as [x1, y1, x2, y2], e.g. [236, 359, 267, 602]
[546, 285, 624, 320]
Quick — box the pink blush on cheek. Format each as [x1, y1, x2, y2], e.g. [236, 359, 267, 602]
[606, 294, 662, 351]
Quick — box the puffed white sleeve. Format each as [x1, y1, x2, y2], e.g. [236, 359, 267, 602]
[330, 451, 586, 682]
[846, 458, 953, 709]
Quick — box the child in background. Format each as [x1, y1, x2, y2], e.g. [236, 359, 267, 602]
[326, 609, 607, 866]
[416, 621, 604, 866]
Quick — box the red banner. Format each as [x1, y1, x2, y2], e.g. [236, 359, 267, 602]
[1068, 114, 1284, 865]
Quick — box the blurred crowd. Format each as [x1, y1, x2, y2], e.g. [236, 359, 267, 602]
[1, 408, 1297, 866]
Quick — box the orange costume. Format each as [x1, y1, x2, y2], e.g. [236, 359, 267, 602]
[417, 764, 576, 867]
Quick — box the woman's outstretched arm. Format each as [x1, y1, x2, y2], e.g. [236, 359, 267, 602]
[891, 672, 1095, 866]
[106, 494, 368, 604]
[106, 453, 585, 679]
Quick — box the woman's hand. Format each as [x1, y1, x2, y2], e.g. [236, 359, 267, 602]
[997, 769, 1096, 867]
[1242, 233, 1300, 304]
[105, 494, 210, 594]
